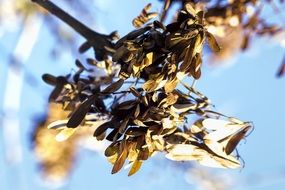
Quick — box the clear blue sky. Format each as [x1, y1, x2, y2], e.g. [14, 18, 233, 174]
[1, 0, 285, 190]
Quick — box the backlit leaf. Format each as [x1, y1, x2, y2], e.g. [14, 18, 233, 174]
[171, 103, 196, 113]
[165, 144, 203, 161]
[224, 125, 252, 154]
[55, 128, 77, 142]
[164, 78, 179, 93]
[197, 154, 240, 169]
[185, 3, 196, 17]
[203, 123, 243, 142]
[47, 120, 68, 129]
[202, 118, 231, 130]
[142, 80, 158, 92]
[128, 160, 142, 176]
[111, 145, 128, 174]
[206, 31, 220, 52]
[105, 143, 119, 157]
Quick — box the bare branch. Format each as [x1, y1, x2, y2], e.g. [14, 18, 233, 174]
[31, 0, 115, 60]
[31, 0, 98, 40]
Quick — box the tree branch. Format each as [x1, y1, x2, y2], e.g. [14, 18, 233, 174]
[31, 0, 99, 40]
[31, 0, 114, 60]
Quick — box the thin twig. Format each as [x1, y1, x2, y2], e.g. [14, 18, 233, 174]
[191, 79, 197, 88]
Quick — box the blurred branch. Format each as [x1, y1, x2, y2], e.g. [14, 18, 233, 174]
[1, 13, 43, 189]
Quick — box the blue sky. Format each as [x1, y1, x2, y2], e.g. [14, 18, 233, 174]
[1, 0, 285, 190]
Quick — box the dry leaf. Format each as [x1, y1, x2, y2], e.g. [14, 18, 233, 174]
[47, 120, 68, 129]
[128, 160, 142, 176]
[67, 95, 96, 128]
[101, 79, 124, 93]
[224, 125, 252, 154]
[185, 3, 196, 17]
[55, 128, 77, 142]
[111, 145, 129, 174]
[206, 31, 221, 52]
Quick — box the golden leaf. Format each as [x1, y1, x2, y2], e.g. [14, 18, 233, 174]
[156, 79, 168, 90]
[185, 3, 196, 17]
[197, 154, 240, 169]
[144, 52, 153, 67]
[171, 103, 196, 113]
[142, 80, 158, 92]
[128, 142, 139, 162]
[161, 118, 174, 129]
[132, 4, 158, 28]
[132, 62, 141, 76]
[152, 135, 165, 151]
[128, 160, 142, 176]
[166, 92, 179, 105]
[204, 139, 227, 157]
[133, 119, 146, 126]
[107, 154, 118, 165]
[164, 78, 179, 93]
[190, 120, 203, 134]
[111, 145, 128, 174]
[202, 118, 231, 130]
[105, 143, 119, 157]
[194, 34, 204, 54]
[223, 125, 252, 155]
[203, 123, 243, 142]
[152, 91, 158, 102]
[47, 120, 68, 130]
[206, 31, 221, 52]
[165, 144, 204, 161]
[55, 128, 77, 142]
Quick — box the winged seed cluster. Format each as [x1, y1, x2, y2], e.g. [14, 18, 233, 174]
[160, 0, 283, 52]
[37, 2, 253, 176]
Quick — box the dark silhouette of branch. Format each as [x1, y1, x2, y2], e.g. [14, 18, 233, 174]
[31, 0, 98, 40]
[31, 0, 116, 60]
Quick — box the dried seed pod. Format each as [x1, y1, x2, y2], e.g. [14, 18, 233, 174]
[132, 3, 158, 28]
[36, 0, 260, 176]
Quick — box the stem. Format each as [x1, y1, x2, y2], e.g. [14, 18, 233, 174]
[111, 90, 131, 95]
[191, 79, 197, 88]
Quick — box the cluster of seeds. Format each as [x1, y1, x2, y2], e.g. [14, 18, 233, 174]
[32, 0, 256, 177]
